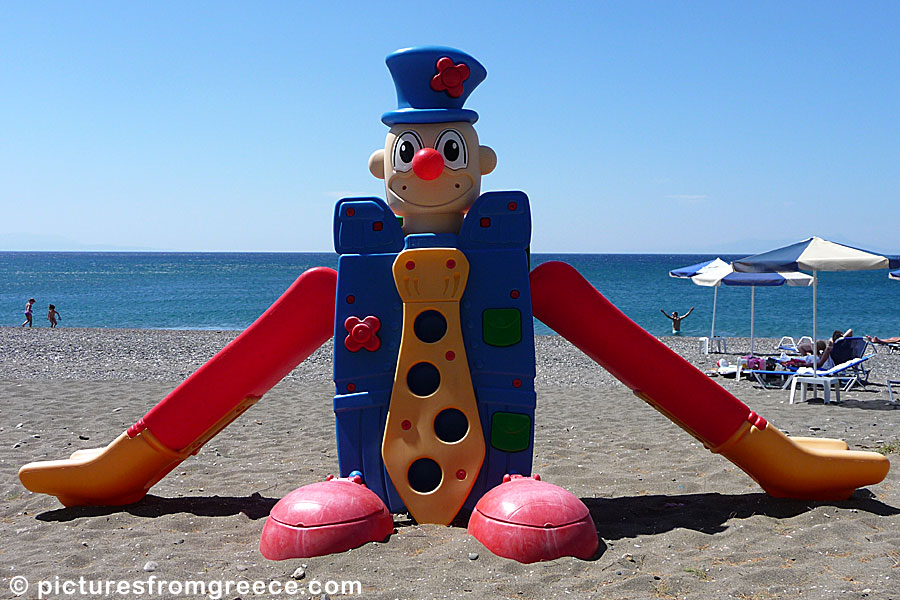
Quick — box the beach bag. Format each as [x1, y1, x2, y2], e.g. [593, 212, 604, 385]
[743, 356, 765, 370]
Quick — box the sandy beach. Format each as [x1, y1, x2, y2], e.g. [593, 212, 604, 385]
[2, 327, 899, 599]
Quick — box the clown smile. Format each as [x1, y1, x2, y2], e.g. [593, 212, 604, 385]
[388, 170, 475, 207]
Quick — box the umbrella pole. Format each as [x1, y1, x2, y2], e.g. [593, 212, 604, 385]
[711, 285, 718, 339]
[813, 270, 818, 344]
[750, 286, 755, 356]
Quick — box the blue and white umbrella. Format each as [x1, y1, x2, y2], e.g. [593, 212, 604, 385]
[734, 237, 900, 342]
[891, 269, 900, 281]
[671, 258, 813, 353]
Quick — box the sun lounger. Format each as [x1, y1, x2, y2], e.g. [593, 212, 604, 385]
[776, 336, 813, 355]
[746, 368, 796, 389]
[830, 337, 875, 387]
[788, 356, 874, 404]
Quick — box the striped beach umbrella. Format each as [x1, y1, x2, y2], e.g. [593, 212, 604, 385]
[718, 270, 813, 355]
[733, 237, 900, 342]
[670, 258, 813, 353]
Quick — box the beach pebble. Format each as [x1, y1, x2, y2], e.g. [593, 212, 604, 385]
[468, 552, 479, 560]
[291, 567, 306, 580]
[142, 561, 158, 572]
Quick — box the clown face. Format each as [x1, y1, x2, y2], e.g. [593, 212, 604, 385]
[369, 122, 496, 234]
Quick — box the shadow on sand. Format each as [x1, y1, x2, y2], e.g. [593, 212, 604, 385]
[36, 491, 279, 522]
[582, 488, 898, 541]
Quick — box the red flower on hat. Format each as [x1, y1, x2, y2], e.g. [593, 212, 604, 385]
[431, 57, 470, 98]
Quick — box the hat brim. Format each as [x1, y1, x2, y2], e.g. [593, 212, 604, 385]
[381, 108, 479, 126]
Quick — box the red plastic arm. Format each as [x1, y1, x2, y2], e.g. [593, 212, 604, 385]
[530, 261, 751, 449]
[134, 267, 337, 451]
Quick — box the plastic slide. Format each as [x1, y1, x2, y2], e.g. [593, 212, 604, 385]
[529, 261, 889, 500]
[18, 267, 338, 507]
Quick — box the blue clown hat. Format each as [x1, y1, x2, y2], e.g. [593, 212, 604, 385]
[382, 46, 487, 126]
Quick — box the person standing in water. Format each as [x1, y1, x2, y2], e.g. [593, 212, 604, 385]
[661, 307, 694, 335]
[48, 304, 62, 328]
[22, 298, 35, 327]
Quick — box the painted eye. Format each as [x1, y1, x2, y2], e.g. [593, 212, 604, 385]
[392, 131, 423, 172]
[435, 129, 468, 170]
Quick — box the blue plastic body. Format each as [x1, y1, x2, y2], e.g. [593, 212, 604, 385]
[332, 192, 536, 513]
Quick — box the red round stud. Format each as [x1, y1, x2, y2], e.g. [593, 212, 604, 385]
[373, 221, 383, 231]
[347, 383, 356, 392]
[513, 379, 522, 388]
[508, 201, 517, 211]
[510, 289, 520, 299]
[406, 261, 415, 270]
[346, 207, 355, 217]
[346, 295, 355, 304]
[456, 469, 467, 480]
[401, 420, 412, 431]
[446, 259, 456, 269]
[445, 350, 455, 361]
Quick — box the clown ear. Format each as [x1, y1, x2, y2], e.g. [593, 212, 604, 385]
[369, 149, 386, 179]
[480, 146, 497, 176]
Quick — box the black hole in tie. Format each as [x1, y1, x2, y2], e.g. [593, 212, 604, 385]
[434, 408, 468, 443]
[408, 458, 442, 493]
[414, 310, 447, 343]
[407, 362, 441, 397]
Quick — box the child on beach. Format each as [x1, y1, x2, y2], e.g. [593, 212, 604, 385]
[22, 298, 35, 327]
[48, 304, 61, 328]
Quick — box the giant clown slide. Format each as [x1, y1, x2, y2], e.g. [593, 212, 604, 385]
[19, 262, 888, 507]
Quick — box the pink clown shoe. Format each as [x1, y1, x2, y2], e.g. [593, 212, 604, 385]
[259, 474, 394, 560]
[468, 474, 598, 563]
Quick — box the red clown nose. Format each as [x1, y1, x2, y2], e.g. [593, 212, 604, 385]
[412, 148, 444, 180]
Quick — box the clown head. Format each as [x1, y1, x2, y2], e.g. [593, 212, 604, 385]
[368, 47, 496, 235]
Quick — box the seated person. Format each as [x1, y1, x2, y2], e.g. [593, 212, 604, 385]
[782, 339, 836, 370]
[797, 328, 852, 355]
[802, 339, 836, 370]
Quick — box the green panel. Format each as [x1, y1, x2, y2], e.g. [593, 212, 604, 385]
[482, 308, 522, 347]
[490, 412, 532, 453]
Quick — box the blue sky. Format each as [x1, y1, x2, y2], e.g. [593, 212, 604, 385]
[2, 1, 898, 253]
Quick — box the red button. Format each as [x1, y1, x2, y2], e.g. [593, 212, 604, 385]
[344, 316, 381, 352]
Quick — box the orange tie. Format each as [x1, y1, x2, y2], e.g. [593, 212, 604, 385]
[382, 248, 486, 525]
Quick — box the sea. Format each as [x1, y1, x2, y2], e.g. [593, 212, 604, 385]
[1, 252, 897, 340]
